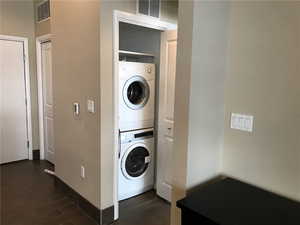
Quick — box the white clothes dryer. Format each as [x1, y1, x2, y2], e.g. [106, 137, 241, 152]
[119, 61, 155, 132]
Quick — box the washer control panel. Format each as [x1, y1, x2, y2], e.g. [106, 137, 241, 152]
[120, 128, 154, 143]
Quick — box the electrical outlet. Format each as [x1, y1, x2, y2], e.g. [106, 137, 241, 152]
[81, 166, 85, 179]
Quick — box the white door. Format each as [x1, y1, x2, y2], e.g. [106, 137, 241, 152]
[41, 41, 54, 164]
[0, 39, 29, 164]
[156, 30, 177, 202]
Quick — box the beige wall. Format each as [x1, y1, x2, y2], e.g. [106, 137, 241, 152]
[35, 18, 50, 36]
[99, 0, 178, 210]
[173, 3, 300, 225]
[0, 0, 39, 151]
[51, 0, 101, 208]
[186, 1, 229, 188]
[222, 2, 300, 201]
[171, 1, 193, 224]
[100, 1, 136, 210]
[172, 1, 230, 224]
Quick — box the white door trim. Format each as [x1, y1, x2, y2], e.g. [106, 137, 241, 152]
[112, 10, 177, 220]
[36, 34, 52, 160]
[0, 35, 33, 160]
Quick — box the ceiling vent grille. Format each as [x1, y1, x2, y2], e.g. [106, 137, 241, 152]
[137, 0, 160, 18]
[36, 0, 50, 22]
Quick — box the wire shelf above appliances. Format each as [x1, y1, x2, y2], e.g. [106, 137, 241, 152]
[119, 50, 155, 57]
[119, 50, 155, 63]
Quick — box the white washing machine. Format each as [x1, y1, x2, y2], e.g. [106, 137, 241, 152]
[119, 61, 155, 132]
[118, 128, 155, 201]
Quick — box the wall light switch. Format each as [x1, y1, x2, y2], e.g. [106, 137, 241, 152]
[81, 166, 85, 179]
[87, 100, 95, 113]
[231, 113, 254, 132]
[73, 102, 80, 116]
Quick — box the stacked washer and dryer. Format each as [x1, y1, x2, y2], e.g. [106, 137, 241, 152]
[118, 61, 156, 201]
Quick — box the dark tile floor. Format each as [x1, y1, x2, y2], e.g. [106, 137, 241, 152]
[0, 160, 170, 225]
[116, 191, 170, 225]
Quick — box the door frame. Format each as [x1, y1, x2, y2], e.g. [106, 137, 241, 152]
[36, 34, 52, 160]
[0, 35, 33, 160]
[112, 10, 176, 220]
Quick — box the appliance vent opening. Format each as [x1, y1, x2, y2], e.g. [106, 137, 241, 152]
[137, 0, 160, 18]
[36, 0, 50, 22]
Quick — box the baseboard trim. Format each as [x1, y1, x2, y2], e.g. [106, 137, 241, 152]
[54, 176, 115, 224]
[45, 159, 55, 167]
[0, 159, 28, 166]
[32, 149, 40, 160]
[101, 205, 114, 225]
[54, 176, 100, 223]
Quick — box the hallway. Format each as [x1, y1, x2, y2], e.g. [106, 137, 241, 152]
[0, 160, 170, 225]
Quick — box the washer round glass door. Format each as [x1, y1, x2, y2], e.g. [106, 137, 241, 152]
[122, 145, 151, 180]
[123, 76, 150, 110]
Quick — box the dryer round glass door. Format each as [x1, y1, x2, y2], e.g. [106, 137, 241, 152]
[122, 146, 151, 180]
[123, 76, 150, 110]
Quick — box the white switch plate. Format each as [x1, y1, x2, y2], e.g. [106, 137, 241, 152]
[231, 113, 254, 132]
[87, 100, 95, 113]
[81, 166, 85, 179]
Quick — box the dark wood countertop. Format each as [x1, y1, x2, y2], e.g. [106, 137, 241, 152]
[177, 178, 300, 225]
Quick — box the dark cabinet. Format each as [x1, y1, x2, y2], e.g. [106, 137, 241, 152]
[177, 178, 300, 225]
[181, 209, 218, 225]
